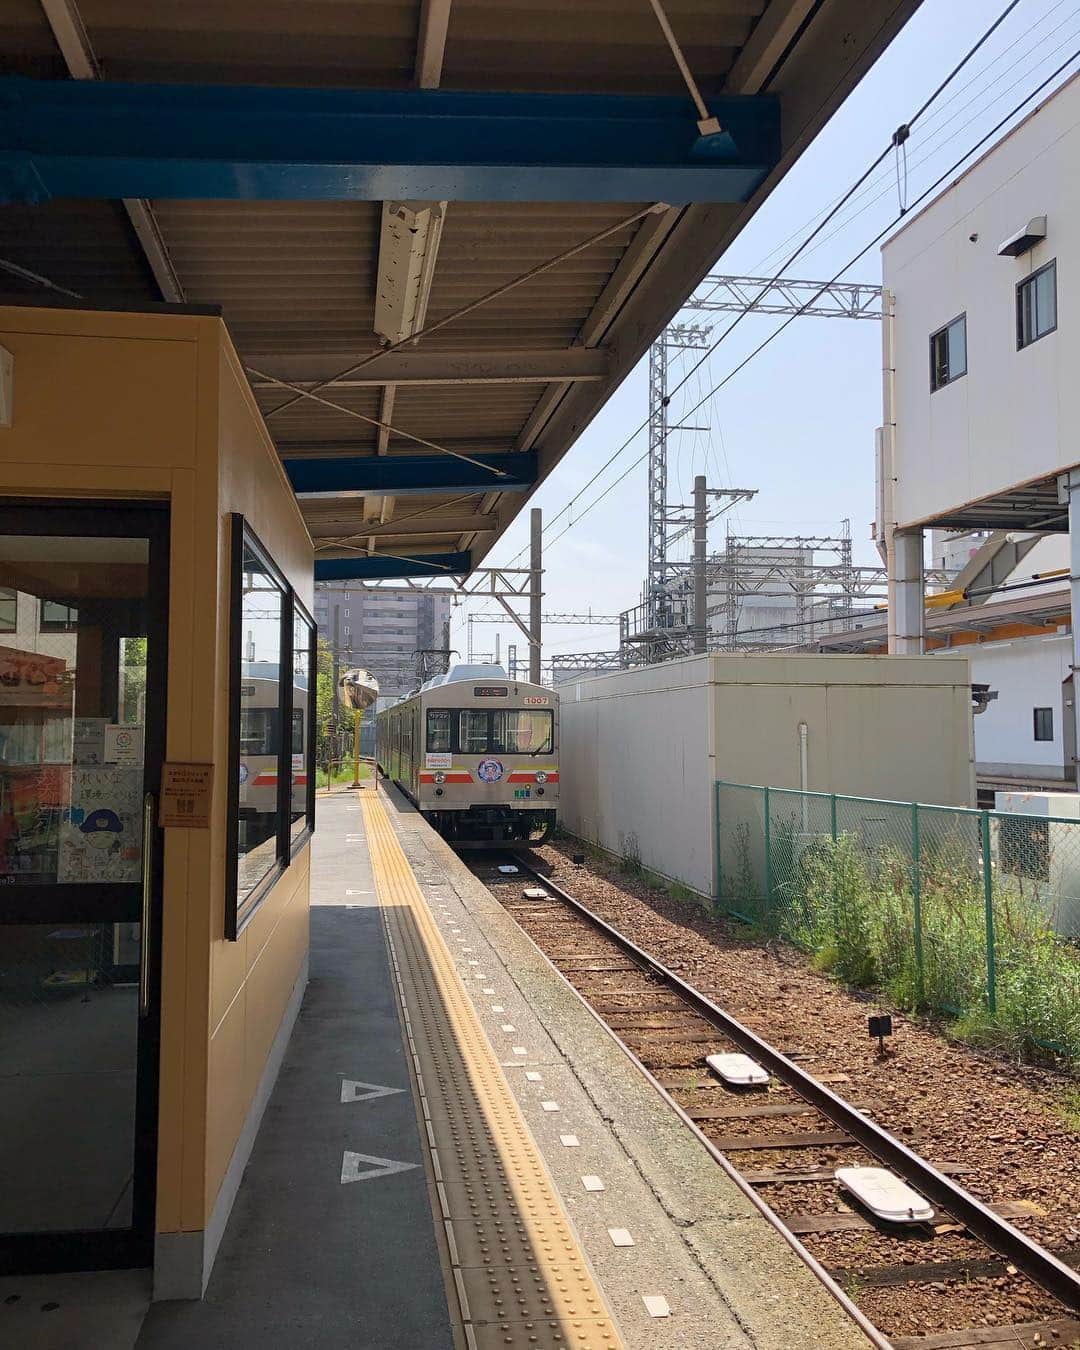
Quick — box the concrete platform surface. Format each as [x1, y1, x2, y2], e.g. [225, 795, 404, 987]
[382, 784, 870, 1350]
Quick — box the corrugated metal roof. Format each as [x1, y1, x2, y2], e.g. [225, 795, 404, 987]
[0, 0, 923, 570]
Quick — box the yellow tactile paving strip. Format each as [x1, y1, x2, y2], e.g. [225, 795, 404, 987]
[362, 792, 625, 1350]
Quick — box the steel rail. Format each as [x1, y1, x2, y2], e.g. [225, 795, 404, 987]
[514, 858, 1080, 1314]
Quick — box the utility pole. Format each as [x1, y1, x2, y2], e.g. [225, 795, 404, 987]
[529, 507, 542, 684]
[442, 618, 451, 673]
[693, 474, 707, 654]
[494, 631, 500, 667]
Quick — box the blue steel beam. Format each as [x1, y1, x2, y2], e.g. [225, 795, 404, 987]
[0, 78, 780, 205]
[315, 552, 470, 581]
[284, 452, 536, 496]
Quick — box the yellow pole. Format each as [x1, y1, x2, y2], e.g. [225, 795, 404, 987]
[352, 707, 361, 787]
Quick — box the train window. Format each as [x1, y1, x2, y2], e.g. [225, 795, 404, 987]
[459, 710, 490, 754]
[494, 710, 553, 754]
[290, 608, 314, 844]
[226, 516, 316, 940]
[427, 708, 451, 752]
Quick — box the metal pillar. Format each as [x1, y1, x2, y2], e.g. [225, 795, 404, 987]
[888, 527, 925, 654]
[693, 475, 707, 654]
[529, 507, 542, 684]
[1061, 470, 1080, 776]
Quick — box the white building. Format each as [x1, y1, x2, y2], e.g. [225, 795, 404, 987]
[877, 71, 1080, 778]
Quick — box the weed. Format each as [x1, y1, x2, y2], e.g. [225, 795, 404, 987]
[668, 880, 694, 904]
[841, 1273, 865, 1304]
[716, 791, 1080, 1062]
[1049, 1084, 1080, 1132]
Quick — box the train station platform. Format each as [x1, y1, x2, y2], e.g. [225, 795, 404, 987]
[2, 786, 868, 1350]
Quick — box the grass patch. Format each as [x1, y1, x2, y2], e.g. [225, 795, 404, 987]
[720, 813, 1080, 1063]
[1047, 1083, 1080, 1131]
[668, 880, 695, 904]
[316, 762, 372, 789]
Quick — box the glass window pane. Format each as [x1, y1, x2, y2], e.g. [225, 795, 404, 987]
[1036, 265, 1056, 336]
[427, 708, 450, 752]
[458, 711, 489, 754]
[237, 543, 283, 901]
[948, 316, 966, 378]
[0, 587, 16, 633]
[0, 535, 149, 886]
[493, 710, 553, 754]
[0, 920, 139, 1231]
[290, 612, 312, 842]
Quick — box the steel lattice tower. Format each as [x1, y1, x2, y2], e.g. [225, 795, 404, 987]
[646, 324, 710, 631]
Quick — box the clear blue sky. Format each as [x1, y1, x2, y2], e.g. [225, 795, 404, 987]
[455, 0, 1080, 664]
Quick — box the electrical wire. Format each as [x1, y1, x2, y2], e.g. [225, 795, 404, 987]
[531, 40, 1080, 560]
[791, 17, 1080, 271]
[741, 0, 1070, 280]
[501, 0, 1039, 567]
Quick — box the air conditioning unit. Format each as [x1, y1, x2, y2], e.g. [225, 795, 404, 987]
[993, 791, 1080, 939]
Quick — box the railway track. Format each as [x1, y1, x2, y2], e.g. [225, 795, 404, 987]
[471, 851, 1080, 1350]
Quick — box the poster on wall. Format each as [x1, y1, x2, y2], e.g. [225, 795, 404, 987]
[73, 718, 107, 765]
[58, 766, 143, 883]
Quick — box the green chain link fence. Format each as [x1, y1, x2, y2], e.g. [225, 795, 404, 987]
[714, 780, 1080, 1059]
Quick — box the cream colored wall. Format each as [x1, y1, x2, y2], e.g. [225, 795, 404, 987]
[559, 653, 975, 895]
[707, 654, 976, 806]
[203, 341, 313, 1219]
[0, 306, 314, 1247]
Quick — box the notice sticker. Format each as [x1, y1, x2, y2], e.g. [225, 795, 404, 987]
[425, 752, 452, 770]
[105, 724, 144, 765]
[160, 762, 214, 829]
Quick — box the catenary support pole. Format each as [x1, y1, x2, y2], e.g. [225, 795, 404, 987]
[693, 474, 707, 654]
[529, 507, 542, 684]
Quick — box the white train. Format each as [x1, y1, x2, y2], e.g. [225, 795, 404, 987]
[376, 664, 558, 846]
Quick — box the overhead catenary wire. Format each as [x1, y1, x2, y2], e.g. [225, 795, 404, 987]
[741, 0, 1064, 280]
[520, 32, 1080, 565]
[503, 0, 1035, 567]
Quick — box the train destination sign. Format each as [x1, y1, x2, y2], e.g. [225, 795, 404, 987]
[473, 686, 508, 697]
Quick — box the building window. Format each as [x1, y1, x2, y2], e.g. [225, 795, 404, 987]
[1033, 707, 1054, 742]
[226, 517, 316, 939]
[0, 586, 15, 632]
[40, 598, 78, 631]
[929, 314, 967, 391]
[1017, 260, 1057, 348]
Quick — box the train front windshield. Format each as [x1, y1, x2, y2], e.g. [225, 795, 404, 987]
[425, 708, 553, 755]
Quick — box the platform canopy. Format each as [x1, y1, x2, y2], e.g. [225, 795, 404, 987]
[0, 0, 920, 579]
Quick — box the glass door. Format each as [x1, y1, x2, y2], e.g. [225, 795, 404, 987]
[0, 503, 168, 1274]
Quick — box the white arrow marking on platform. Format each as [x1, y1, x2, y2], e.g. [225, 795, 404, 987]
[340, 1151, 419, 1184]
[340, 1079, 406, 1104]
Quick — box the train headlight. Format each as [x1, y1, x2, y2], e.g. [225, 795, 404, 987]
[534, 771, 547, 784]
[434, 771, 446, 785]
